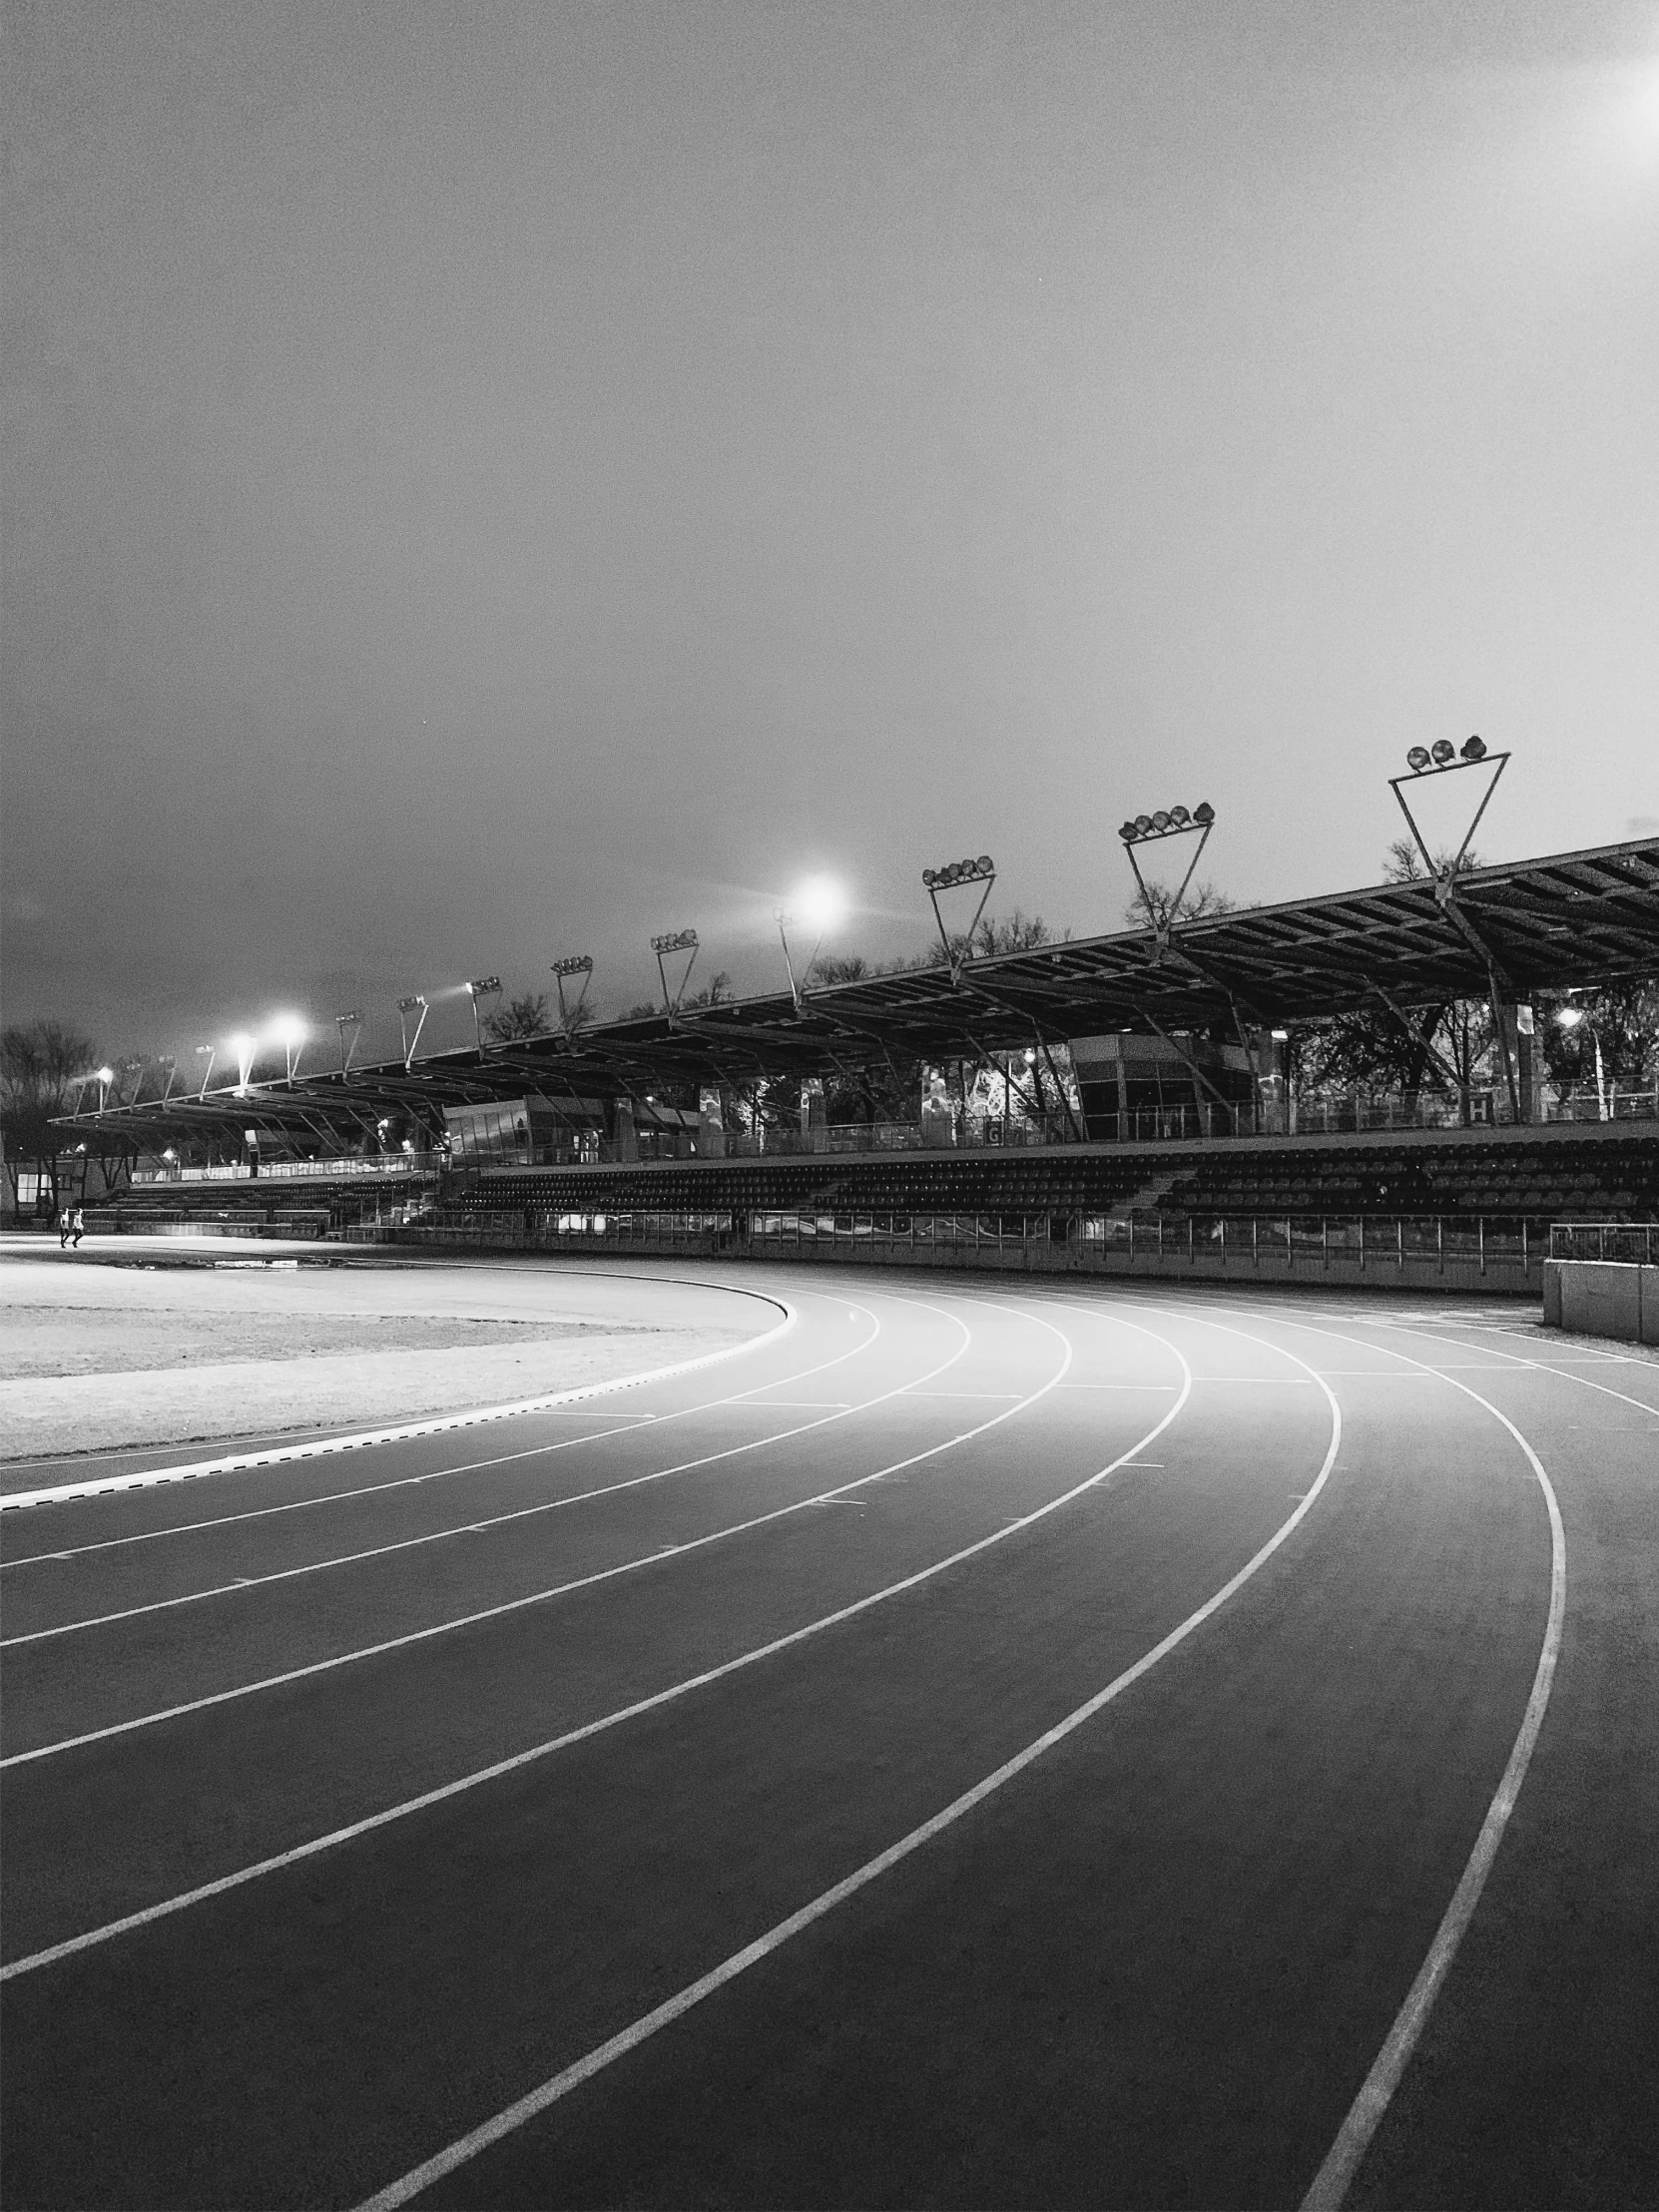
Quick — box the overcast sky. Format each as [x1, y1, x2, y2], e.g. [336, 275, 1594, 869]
[5, 0, 1658, 1065]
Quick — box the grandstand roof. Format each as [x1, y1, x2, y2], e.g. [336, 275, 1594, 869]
[59, 834, 1659, 1142]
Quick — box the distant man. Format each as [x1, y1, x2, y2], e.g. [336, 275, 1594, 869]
[58, 1207, 72, 1249]
[70, 1207, 85, 1249]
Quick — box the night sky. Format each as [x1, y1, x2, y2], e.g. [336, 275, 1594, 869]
[5, 0, 1657, 1067]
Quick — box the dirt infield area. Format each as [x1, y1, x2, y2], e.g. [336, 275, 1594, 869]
[0, 1244, 782, 1478]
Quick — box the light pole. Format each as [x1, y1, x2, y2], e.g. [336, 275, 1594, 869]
[1555, 1004, 1607, 1120]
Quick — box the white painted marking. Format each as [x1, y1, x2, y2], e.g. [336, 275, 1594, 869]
[0, 1310, 886, 1571]
[3, 1295, 1120, 1966]
[1, 1295, 1057, 1762]
[1299, 1408, 1565, 2211]
[4, 1312, 979, 1647]
[344, 1319, 1339, 2212]
[0, 1296, 797, 1512]
[1094, 1290, 1571, 2212]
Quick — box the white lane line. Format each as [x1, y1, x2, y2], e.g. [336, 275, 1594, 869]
[0, 1299, 967, 1654]
[1, 1296, 1102, 1966]
[1054, 1382, 1178, 1390]
[1109, 1291, 1568, 2212]
[345, 1314, 1337, 2212]
[0, 1295, 798, 1513]
[4, 1291, 1080, 1766]
[0, 1300, 885, 1572]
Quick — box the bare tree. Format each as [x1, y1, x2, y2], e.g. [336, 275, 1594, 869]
[1, 1019, 97, 1213]
[484, 991, 553, 1043]
[1123, 879, 1236, 931]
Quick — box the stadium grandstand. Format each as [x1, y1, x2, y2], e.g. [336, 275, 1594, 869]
[45, 829, 1659, 1290]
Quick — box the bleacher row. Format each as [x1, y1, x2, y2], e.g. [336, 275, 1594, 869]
[469, 1134, 1659, 1224]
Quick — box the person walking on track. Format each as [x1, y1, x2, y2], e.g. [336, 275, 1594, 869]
[70, 1207, 85, 1248]
[58, 1207, 72, 1249]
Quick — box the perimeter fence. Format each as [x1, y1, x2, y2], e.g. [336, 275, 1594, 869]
[401, 1207, 1566, 1288]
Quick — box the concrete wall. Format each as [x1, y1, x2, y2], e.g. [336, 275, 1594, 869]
[1543, 1260, 1659, 1345]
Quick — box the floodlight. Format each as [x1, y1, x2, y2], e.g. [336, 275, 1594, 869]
[465, 976, 502, 998]
[1192, 802, 1215, 825]
[794, 876, 845, 931]
[549, 955, 593, 977]
[920, 850, 997, 981]
[162, 1148, 178, 1162]
[396, 994, 429, 1067]
[97, 1065, 114, 1082]
[1270, 1028, 1290, 1041]
[1134, 815, 1153, 834]
[268, 1014, 304, 1045]
[1117, 822, 1137, 842]
[1387, 740, 1512, 881]
[652, 928, 701, 1013]
[1152, 811, 1171, 831]
[1555, 1005, 1584, 1029]
[1170, 806, 1191, 826]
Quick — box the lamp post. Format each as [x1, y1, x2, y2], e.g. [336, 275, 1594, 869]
[195, 1045, 216, 1099]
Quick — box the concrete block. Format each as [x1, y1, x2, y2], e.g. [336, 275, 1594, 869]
[1541, 1263, 1562, 1329]
[1558, 1260, 1644, 1342]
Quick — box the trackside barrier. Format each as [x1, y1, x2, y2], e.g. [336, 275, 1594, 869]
[1542, 1225, 1659, 1343]
[397, 1210, 1561, 1294]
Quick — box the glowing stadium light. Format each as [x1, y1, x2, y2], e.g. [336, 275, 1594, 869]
[226, 1032, 257, 1093]
[96, 1065, 114, 1082]
[463, 975, 502, 1051]
[651, 928, 700, 1014]
[266, 1013, 306, 1081]
[777, 878, 846, 1011]
[920, 852, 997, 982]
[1388, 739, 1511, 882]
[396, 994, 429, 1067]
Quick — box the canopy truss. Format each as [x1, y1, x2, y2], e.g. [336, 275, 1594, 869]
[56, 835, 1659, 1148]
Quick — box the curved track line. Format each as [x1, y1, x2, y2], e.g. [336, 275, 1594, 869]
[0, 1292, 887, 1571]
[344, 1305, 1339, 2212]
[5, 1296, 993, 1644]
[1098, 1290, 1568, 2212]
[0, 1284, 797, 1512]
[0, 1291, 1044, 1767]
[0, 1295, 1170, 1977]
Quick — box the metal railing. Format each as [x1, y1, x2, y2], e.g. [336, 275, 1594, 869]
[1549, 1221, 1659, 1264]
[409, 1208, 1556, 1277]
[133, 1154, 440, 1185]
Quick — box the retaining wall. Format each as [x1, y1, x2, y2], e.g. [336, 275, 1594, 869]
[1542, 1260, 1659, 1345]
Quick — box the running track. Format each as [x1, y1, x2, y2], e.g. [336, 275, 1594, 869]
[2, 1262, 1656, 2209]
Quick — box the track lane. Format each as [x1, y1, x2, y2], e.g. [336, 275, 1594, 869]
[1, 1273, 1641, 2210]
[364, 1294, 1558, 2212]
[0, 1301, 1352, 2208]
[3, 1292, 1096, 1949]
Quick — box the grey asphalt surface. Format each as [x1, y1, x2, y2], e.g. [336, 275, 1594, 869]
[1, 1262, 1655, 2210]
